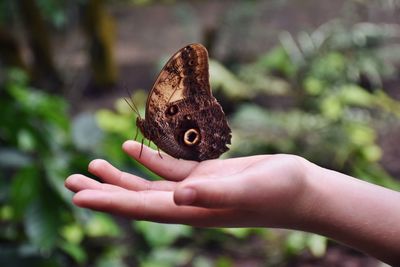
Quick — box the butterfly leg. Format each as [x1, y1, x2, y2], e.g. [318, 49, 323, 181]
[147, 140, 162, 159]
[139, 138, 144, 158]
[134, 127, 139, 141]
[157, 147, 163, 159]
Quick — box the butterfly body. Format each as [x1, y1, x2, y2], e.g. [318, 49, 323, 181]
[137, 44, 231, 161]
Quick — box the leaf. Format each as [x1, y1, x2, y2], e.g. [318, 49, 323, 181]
[7, 83, 68, 130]
[303, 77, 325, 95]
[215, 257, 234, 267]
[209, 60, 248, 100]
[192, 256, 213, 267]
[346, 123, 376, 146]
[220, 228, 254, 239]
[321, 95, 343, 120]
[43, 153, 76, 206]
[0, 148, 32, 169]
[11, 166, 40, 219]
[86, 213, 121, 237]
[96, 109, 133, 138]
[0, 244, 59, 267]
[95, 257, 126, 267]
[373, 90, 400, 117]
[238, 65, 291, 95]
[59, 241, 87, 264]
[353, 164, 400, 191]
[257, 46, 296, 78]
[60, 223, 84, 244]
[24, 199, 60, 252]
[0, 205, 13, 220]
[141, 248, 192, 267]
[306, 234, 327, 257]
[134, 221, 192, 247]
[94, 244, 129, 267]
[6, 68, 30, 85]
[361, 145, 382, 162]
[72, 112, 104, 152]
[17, 129, 37, 152]
[339, 84, 373, 106]
[284, 231, 307, 256]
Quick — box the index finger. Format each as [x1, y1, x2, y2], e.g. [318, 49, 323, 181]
[123, 140, 198, 181]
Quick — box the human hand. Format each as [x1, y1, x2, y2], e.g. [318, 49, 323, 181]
[65, 140, 311, 228]
[65, 140, 400, 264]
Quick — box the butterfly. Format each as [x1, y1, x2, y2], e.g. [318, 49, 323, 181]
[133, 43, 231, 161]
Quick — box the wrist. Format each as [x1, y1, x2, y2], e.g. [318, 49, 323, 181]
[284, 157, 324, 230]
[263, 155, 315, 229]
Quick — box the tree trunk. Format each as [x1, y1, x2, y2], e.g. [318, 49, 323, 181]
[81, 0, 118, 95]
[0, 26, 29, 72]
[17, 0, 62, 91]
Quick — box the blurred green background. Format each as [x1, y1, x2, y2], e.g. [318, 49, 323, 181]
[1, 0, 400, 266]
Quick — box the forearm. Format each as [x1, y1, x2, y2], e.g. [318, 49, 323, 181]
[296, 161, 400, 265]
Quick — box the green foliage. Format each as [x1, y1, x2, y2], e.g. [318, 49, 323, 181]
[223, 21, 400, 192]
[36, 0, 68, 28]
[0, 69, 71, 263]
[0, 0, 14, 24]
[0, 0, 68, 28]
[256, 46, 297, 78]
[128, 0, 177, 6]
[285, 232, 327, 258]
[135, 221, 192, 247]
[140, 248, 192, 267]
[0, 69, 125, 266]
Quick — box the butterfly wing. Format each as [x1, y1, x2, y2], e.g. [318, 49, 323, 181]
[137, 44, 231, 161]
[145, 43, 211, 121]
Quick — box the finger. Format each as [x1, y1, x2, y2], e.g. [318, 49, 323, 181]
[122, 140, 198, 181]
[72, 189, 243, 227]
[65, 174, 125, 192]
[88, 159, 176, 191]
[174, 174, 250, 209]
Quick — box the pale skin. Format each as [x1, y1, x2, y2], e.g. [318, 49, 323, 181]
[65, 140, 400, 265]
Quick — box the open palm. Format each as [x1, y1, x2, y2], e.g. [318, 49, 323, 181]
[65, 140, 308, 228]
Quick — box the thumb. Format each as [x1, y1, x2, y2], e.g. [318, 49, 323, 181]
[173, 175, 249, 209]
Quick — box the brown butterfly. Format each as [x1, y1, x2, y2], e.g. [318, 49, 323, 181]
[135, 43, 231, 161]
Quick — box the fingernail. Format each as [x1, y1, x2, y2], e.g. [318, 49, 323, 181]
[122, 141, 131, 150]
[175, 188, 196, 206]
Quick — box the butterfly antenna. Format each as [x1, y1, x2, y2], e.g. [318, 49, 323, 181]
[124, 89, 142, 120]
[124, 97, 142, 120]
